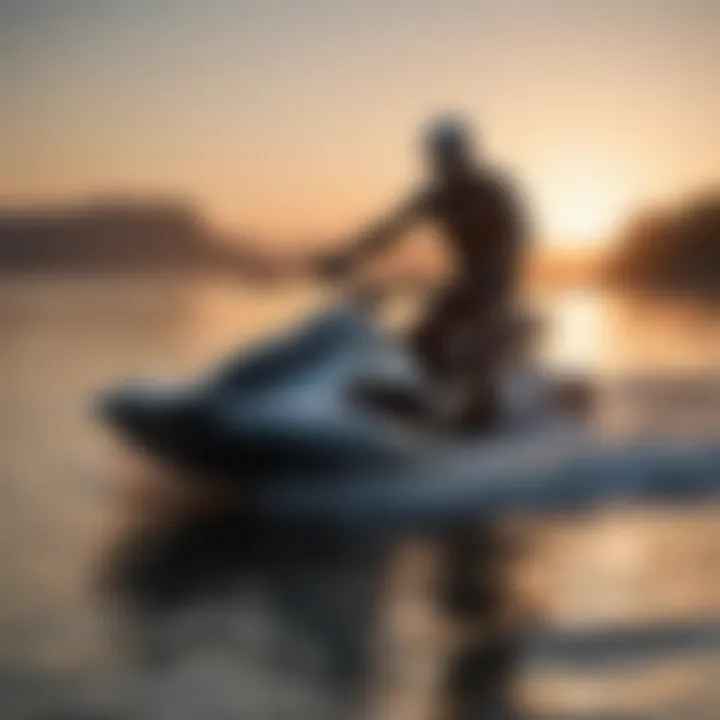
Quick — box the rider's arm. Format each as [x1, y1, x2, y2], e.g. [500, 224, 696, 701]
[319, 190, 430, 275]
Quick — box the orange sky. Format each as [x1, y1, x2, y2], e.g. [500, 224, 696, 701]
[1, 0, 718, 246]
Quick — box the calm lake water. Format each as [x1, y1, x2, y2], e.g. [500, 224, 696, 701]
[0, 276, 718, 717]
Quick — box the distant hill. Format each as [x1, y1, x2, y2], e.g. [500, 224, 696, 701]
[0, 199, 272, 276]
[605, 191, 720, 296]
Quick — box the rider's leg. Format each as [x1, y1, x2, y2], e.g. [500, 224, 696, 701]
[449, 300, 510, 433]
[411, 284, 469, 379]
[453, 382, 503, 434]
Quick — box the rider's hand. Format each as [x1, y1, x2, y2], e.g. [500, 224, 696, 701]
[313, 251, 354, 281]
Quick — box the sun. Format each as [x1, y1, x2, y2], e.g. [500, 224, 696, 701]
[538, 160, 634, 248]
[552, 194, 619, 244]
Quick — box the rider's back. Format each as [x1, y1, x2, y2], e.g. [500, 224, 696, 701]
[426, 168, 526, 302]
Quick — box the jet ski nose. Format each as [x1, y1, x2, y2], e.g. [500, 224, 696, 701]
[97, 380, 225, 480]
[96, 381, 179, 449]
[97, 384, 133, 425]
[96, 384, 136, 431]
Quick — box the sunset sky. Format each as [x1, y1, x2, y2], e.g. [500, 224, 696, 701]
[1, 0, 718, 246]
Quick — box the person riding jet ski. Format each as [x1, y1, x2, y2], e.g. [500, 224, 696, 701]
[315, 116, 529, 431]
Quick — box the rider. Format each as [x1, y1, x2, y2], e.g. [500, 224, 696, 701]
[317, 116, 529, 430]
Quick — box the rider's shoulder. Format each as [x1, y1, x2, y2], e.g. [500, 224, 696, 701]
[477, 168, 529, 214]
[408, 183, 440, 213]
[475, 166, 520, 196]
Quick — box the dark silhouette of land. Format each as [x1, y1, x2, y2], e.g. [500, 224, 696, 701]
[0, 198, 275, 277]
[2, 189, 717, 296]
[605, 190, 720, 296]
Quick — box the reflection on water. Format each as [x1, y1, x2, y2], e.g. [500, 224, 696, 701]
[542, 290, 720, 374]
[0, 277, 717, 716]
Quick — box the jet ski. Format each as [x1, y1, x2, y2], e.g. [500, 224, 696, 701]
[98, 304, 720, 527]
[99, 305, 425, 485]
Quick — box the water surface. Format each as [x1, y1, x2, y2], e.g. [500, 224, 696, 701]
[0, 277, 717, 716]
